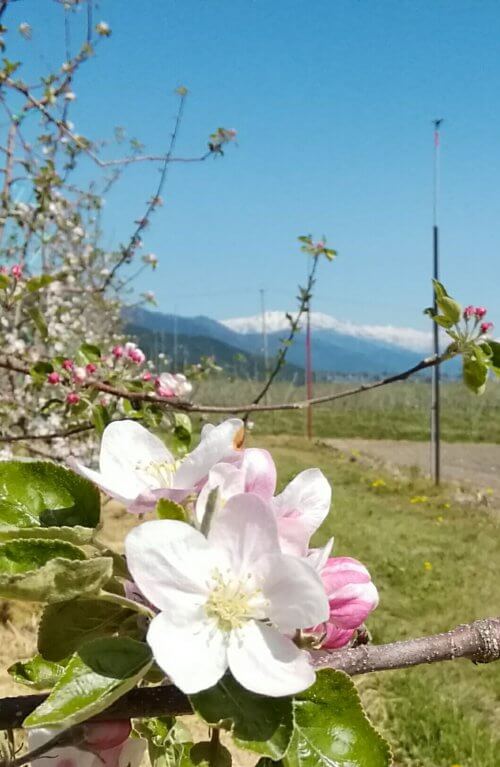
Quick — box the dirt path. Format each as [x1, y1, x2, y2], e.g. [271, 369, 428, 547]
[325, 438, 500, 493]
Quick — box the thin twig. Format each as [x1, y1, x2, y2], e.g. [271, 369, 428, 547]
[0, 617, 498, 734]
[246, 254, 320, 417]
[100, 92, 188, 291]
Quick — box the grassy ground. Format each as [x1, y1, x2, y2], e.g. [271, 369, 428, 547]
[195, 378, 500, 442]
[255, 435, 500, 767]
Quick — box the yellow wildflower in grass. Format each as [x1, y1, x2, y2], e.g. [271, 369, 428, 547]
[436, 515, 444, 524]
[410, 495, 429, 504]
[371, 478, 387, 489]
[485, 487, 494, 496]
[423, 561, 433, 571]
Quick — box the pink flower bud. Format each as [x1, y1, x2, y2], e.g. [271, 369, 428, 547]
[142, 371, 153, 381]
[128, 347, 146, 365]
[66, 392, 80, 405]
[11, 264, 22, 280]
[463, 305, 475, 320]
[86, 363, 97, 375]
[475, 306, 487, 319]
[480, 321, 494, 335]
[83, 721, 131, 751]
[310, 556, 379, 650]
[47, 372, 61, 385]
[62, 359, 74, 371]
[112, 345, 124, 358]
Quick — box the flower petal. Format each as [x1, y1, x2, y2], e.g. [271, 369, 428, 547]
[125, 520, 215, 615]
[100, 420, 174, 489]
[174, 418, 244, 488]
[147, 612, 228, 694]
[273, 468, 332, 551]
[306, 538, 334, 573]
[228, 621, 315, 697]
[261, 554, 329, 632]
[195, 463, 245, 524]
[71, 421, 174, 505]
[68, 459, 139, 506]
[208, 493, 280, 576]
[241, 448, 276, 498]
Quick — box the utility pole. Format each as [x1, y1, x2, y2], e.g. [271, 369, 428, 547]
[431, 119, 443, 485]
[260, 288, 269, 381]
[173, 308, 178, 371]
[305, 300, 313, 439]
[305, 252, 313, 439]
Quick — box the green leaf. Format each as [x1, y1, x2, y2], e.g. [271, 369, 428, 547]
[463, 354, 488, 395]
[436, 297, 461, 325]
[92, 404, 111, 435]
[432, 279, 449, 300]
[28, 306, 49, 339]
[0, 273, 9, 289]
[283, 670, 391, 767]
[38, 598, 139, 661]
[135, 717, 193, 767]
[156, 499, 187, 522]
[190, 741, 232, 767]
[26, 274, 56, 293]
[78, 343, 101, 363]
[8, 655, 65, 690]
[0, 556, 112, 602]
[24, 637, 152, 728]
[432, 314, 454, 329]
[173, 413, 192, 448]
[0, 461, 100, 529]
[190, 674, 293, 759]
[0, 539, 84, 574]
[30, 361, 53, 384]
[482, 340, 500, 374]
[0, 526, 95, 545]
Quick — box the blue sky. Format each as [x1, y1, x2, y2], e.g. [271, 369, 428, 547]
[8, 1, 500, 329]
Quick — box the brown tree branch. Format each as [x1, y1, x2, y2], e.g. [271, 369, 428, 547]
[0, 351, 450, 418]
[0, 617, 497, 733]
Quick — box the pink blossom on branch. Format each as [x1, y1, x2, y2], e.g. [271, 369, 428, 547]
[47, 372, 62, 385]
[10, 264, 22, 279]
[66, 392, 80, 406]
[475, 306, 487, 319]
[155, 372, 193, 398]
[463, 305, 475, 320]
[480, 321, 494, 335]
[309, 556, 379, 649]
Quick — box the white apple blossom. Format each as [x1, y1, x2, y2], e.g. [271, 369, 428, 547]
[125, 493, 329, 696]
[70, 418, 244, 511]
[156, 372, 193, 398]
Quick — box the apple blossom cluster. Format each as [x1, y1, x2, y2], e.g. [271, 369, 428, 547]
[462, 305, 494, 336]
[72, 418, 378, 697]
[43, 341, 193, 408]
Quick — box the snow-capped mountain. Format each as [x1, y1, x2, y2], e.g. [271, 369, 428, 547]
[125, 307, 457, 377]
[222, 311, 432, 354]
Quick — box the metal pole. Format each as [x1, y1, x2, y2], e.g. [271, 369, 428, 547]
[260, 288, 269, 379]
[305, 299, 313, 439]
[431, 119, 443, 485]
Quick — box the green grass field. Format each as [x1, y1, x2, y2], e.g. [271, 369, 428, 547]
[195, 378, 500, 442]
[255, 435, 500, 767]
